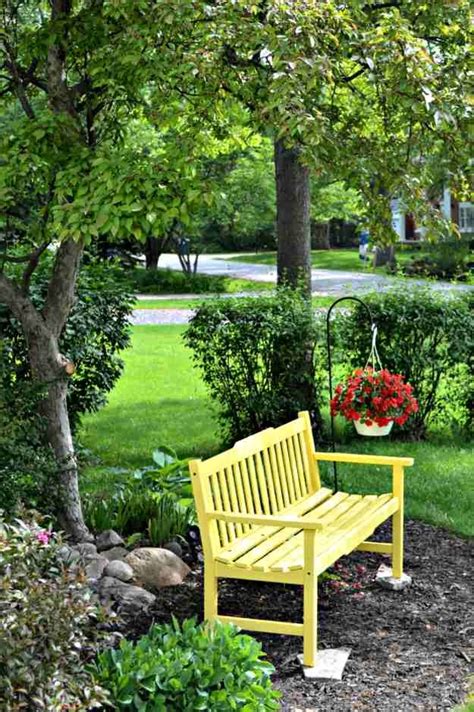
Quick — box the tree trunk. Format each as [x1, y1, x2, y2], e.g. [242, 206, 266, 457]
[0, 239, 91, 541]
[274, 140, 312, 296]
[311, 221, 331, 250]
[145, 236, 160, 270]
[28, 333, 91, 542]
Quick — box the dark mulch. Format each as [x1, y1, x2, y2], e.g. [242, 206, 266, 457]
[125, 520, 473, 711]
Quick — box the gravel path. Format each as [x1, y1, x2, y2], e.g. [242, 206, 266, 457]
[131, 309, 195, 325]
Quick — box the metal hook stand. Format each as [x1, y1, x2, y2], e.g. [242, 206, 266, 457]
[326, 296, 375, 492]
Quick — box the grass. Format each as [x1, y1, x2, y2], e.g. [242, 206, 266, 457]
[81, 325, 474, 537]
[225, 249, 423, 272]
[224, 248, 473, 285]
[134, 295, 336, 310]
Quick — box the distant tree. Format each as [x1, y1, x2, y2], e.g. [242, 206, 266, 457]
[150, 1, 471, 294]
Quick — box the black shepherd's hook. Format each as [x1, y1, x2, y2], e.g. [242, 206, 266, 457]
[326, 296, 374, 492]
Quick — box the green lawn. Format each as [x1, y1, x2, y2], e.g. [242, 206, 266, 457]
[81, 325, 474, 537]
[134, 295, 336, 310]
[225, 249, 419, 272]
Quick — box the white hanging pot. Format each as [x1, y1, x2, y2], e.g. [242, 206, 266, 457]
[354, 420, 393, 437]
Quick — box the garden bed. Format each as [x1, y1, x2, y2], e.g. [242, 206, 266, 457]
[126, 519, 472, 711]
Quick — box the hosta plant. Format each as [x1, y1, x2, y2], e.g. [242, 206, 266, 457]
[93, 618, 280, 711]
[331, 367, 418, 428]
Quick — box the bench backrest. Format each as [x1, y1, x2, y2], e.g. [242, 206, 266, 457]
[189, 411, 320, 555]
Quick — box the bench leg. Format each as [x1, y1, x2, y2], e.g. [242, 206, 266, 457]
[204, 565, 218, 620]
[392, 509, 404, 579]
[303, 571, 318, 667]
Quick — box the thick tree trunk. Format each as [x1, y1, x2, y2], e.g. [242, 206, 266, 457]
[145, 236, 160, 270]
[274, 140, 312, 296]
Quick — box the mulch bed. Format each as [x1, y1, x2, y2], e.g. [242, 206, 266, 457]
[125, 520, 473, 711]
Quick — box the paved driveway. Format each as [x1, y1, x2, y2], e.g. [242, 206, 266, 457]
[132, 253, 471, 324]
[158, 252, 471, 297]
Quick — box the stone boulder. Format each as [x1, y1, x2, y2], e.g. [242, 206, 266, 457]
[99, 576, 156, 616]
[73, 542, 98, 560]
[125, 547, 190, 590]
[84, 554, 109, 581]
[102, 546, 128, 562]
[105, 560, 134, 582]
[96, 530, 124, 552]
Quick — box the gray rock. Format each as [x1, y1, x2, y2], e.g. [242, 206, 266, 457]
[375, 564, 412, 591]
[84, 555, 108, 581]
[57, 545, 80, 564]
[125, 547, 190, 590]
[73, 542, 98, 559]
[164, 541, 183, 558]
[105, 559, 134, 582]
[99, 576, 156, 616]
[96, 529, 124, 552]
[102, 546, 129, 562]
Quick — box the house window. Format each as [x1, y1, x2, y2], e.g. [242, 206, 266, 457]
[459, 203, 474, 232]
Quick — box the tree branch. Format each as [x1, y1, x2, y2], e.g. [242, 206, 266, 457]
[42, 238, 84, 337]
[0, 272, 44, 335]
[21, 241, 50, 295]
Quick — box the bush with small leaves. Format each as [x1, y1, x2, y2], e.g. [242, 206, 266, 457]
[0, 256, 134, 433]
[334, 288, 473, 438]
[0, 516, 111, 711]
[184, 290, 323, 444]
[93, 618, 280, 711]
[0, 350, 56, 514]
[127, 266, 227, 294]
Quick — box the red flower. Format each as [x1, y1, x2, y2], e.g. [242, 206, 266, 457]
[330, 367, 418, 428]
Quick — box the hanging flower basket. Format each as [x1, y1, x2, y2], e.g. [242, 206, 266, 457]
[330, 367, 418, 437]
[354, 420, 393, 437]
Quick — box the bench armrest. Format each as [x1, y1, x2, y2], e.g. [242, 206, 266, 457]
[313, 451, 414, 467]
[206, 510, 323, 531]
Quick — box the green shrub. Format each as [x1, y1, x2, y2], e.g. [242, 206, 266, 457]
[93, 618, 280, 711]
[184, 290, 322, 443]
[0, 349, 56, 514]
[335, 288, 473, 438]
[0, 257, 134, 432]
[403, 237, 471, 281]
[0, 516, 110, 711]
[128, 267, 227, 294]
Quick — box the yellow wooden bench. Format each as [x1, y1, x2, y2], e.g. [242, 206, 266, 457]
[189, 411, 414, 667]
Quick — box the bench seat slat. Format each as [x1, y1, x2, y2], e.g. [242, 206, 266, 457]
[218, 490, 351, 569]
[249, 495, 365, 571]
[215, 487, 333, 564]
[233, 492, 354, 569]
[278, 495, 395, 573]
[216, 492, 396, 574]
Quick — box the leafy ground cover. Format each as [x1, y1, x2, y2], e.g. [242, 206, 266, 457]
[81, 325, 473, 537]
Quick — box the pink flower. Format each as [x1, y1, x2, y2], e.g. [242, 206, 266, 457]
[36, 530, 51, 545]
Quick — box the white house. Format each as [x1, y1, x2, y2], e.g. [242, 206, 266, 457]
[391, 188, 474, 242]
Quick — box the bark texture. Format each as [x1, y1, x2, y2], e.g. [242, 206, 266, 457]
[274, 140, 312, 295]
[0, 248, 91, 542]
